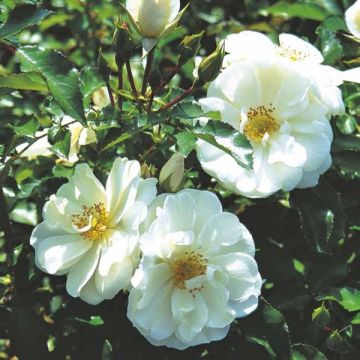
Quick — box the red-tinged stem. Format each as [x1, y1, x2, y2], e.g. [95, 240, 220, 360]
[157, 86, 195, 113]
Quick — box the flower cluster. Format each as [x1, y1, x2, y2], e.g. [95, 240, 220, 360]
[30, 158, 261, 349]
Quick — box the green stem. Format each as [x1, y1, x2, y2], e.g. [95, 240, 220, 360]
[141, 48, 155, 96]
[0, 185, 14, 270]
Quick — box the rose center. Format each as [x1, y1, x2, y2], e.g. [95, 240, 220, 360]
[72, 202, 109, 242]
[244, 105, 279, 142]
[171, 250, 207, 291]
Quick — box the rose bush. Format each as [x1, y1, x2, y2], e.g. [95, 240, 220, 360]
[0, 0, 359, 359]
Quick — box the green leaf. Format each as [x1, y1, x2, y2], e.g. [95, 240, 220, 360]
[175, 132, 197, 156]
[171, 101, 205, 119]
[316, 286, 360, 312]
[290, 181, 347, 254]
[0, 72, 48, 92]
[333, 152, 360, 179]
[9, 201, 38, 226]
[193, 121, 253, 170]
[332, 132, 360, 153]
[17, 46, 86, 125]
[52, 164, 74, 179]
[291, 343, 328, 360]
[9, 117, 39, 137]
[75, 316, 104, 326]
[51, 130, 71, 159]
[260, 2, 327, 21]
[317, 27, 344, 65]
[79, 66, 105, 109]
[0, 4, 52, 39]
[240, 298, 291, 359]
[351, 312, 360, 324]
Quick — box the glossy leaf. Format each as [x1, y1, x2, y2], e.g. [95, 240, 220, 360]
[17, 46, 86, 125]
[0, 4, 51, 39]
[290, 181, 347, 254]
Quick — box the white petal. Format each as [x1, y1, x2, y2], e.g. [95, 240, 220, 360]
[171, 288, 195, 322]
[208, 61, 262, 109]
[126, 0, 140, 21]
[79, 275, 103, 305]
[279, 33, 324, 64]
[180, 189, 222, 236]
[97, 237, 126, 277]
[30, 221, 65, 248]
[106, 158, 141, 226]
[177, 294, 208, 342]
[230, 294, 260, 318]
[199, 212, 255, 254]
[66, 244, 101, 297]
[199, 97, 241, 130]
[201, 282, 235, 328]
[345, 0, 360, 38]
[162, 192, 196, 232]
[121, 201, 147, 231]
[169, 0, 180, 22]
[42, 195, 82, 233]
[57, 163, 106, 206]
[224, 31, 276, 65]
[297, 154, 332, 189]
[268, 134, 307, 168]
[211, 253, 260, 301]
[135, 263, 173, 310]
[135, 178, 157, 205]
[36, 235, 91, 275]
[295, 133, 331, 172]
[342, 67, 360, 83]
[95, 256, 134, 300]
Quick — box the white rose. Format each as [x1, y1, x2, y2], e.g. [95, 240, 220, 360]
[196, 60, 333, 198]
[126, 0, 180, 39]
[346, 0, 360, 38]
[128, 189, 262, 349]
[16, 116, 97, 163]
[30, 158, 157, 305]
[224, 31, 360, 117]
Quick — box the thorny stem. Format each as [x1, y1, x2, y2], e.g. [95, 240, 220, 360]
[157, 86, 195, 113]
[106, 82, 116, 108]
[154, 64, 180, 95]
[125, 59, 139, 98]
[125, 59, 144, 111]
[141, 48, 155, 96]
[118, 63, 124, 111]
[147, 64, 180, 113]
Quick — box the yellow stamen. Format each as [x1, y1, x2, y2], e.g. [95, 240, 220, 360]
[171, 250, 207, 294]
[72, 202, 108, 242]
[277, 46, 309, 62]
[244, 105, 279, 142]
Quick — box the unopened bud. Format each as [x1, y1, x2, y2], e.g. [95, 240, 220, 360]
[198, 44, 225, 83]
[97, 50, 111, 82]
[312, 303, 330, 328]
[92, 87, 111, 109]
[113, 24, 136, 65]
[178, 31, 204, 66]
[159, 153, 184, 193]
[326, 330, 343, 351]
